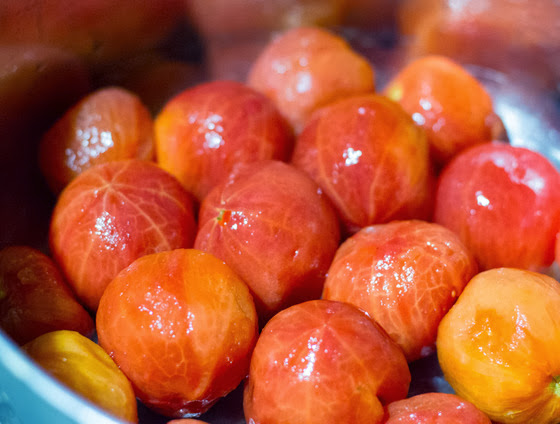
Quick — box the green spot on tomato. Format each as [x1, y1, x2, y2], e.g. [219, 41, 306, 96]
[216, 209, 232, 227]
[551, 375, 560, 397]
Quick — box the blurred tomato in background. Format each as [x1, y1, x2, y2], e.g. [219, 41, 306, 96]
[399, 0, 560, 90]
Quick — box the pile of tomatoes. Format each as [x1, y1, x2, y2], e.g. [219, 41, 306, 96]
[1, 22, 560, 424]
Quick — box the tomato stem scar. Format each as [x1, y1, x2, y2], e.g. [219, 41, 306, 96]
[551, 375, 560, 397]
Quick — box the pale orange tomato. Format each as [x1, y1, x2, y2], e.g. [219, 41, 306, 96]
[437, 268, 560, 423]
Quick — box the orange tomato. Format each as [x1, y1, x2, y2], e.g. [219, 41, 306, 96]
[195, 160, 340, 323]
[437, 268, 560, 423]
[323, 220, 477, 362]
[23, 330, 138, 423]
[0, 246, 94, 345]
[96, 249, 258, 418]
[248, 26, 375, 133]
[384, 55, 500, 165]
[38, 87, 154, 194]
[244, 299, 410, 424]
[49, 160, 197, 311]
[291, 94, 433, 234]
[155, 80, 293, 201]
[385, 392, 491, 423]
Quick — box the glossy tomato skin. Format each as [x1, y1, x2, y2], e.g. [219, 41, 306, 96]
[385, 55, 499, 165]
[97, 249, 258, 418]
[434, 141, 560, 271]
[23, 330, 138, 423]
[155, 80, 293, 201]
[0, 246, 94, 345]
[195, 160, 340, 323]
[248, 26, 375, 133]
[244, 299, 410, 424]
[323, 220, 477, 362]
[292, 94, 433, 235]
[437, 268, 560, 424]
[385, 392, 491, 423]
[49, 160, 197, 311]
[39, 87, 154, 194]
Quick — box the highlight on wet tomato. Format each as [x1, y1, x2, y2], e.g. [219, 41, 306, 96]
[385, 55, 502, 166]
[23, 330, 138, 423]
[291, 94, 433, 235]
[96, 249, 258, 418]
[322, 220, 477, 362]
[0, 246, 94, 345]
[434, 141, 560, 271]
[155, 80, 293, 201]
[38, 86, 154, 194]
[385, 392, 492, 423]
[248, 26, 375, 133]
[49, 159, 197, 311]
[243, 299, 411, 424]
[195, 160, 340, 323]
[437, 268, 560, 424]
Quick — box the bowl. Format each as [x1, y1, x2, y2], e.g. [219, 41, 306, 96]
[0, 1, 559, 423]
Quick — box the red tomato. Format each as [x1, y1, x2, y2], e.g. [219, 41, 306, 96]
[434, 141, 560, 271]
